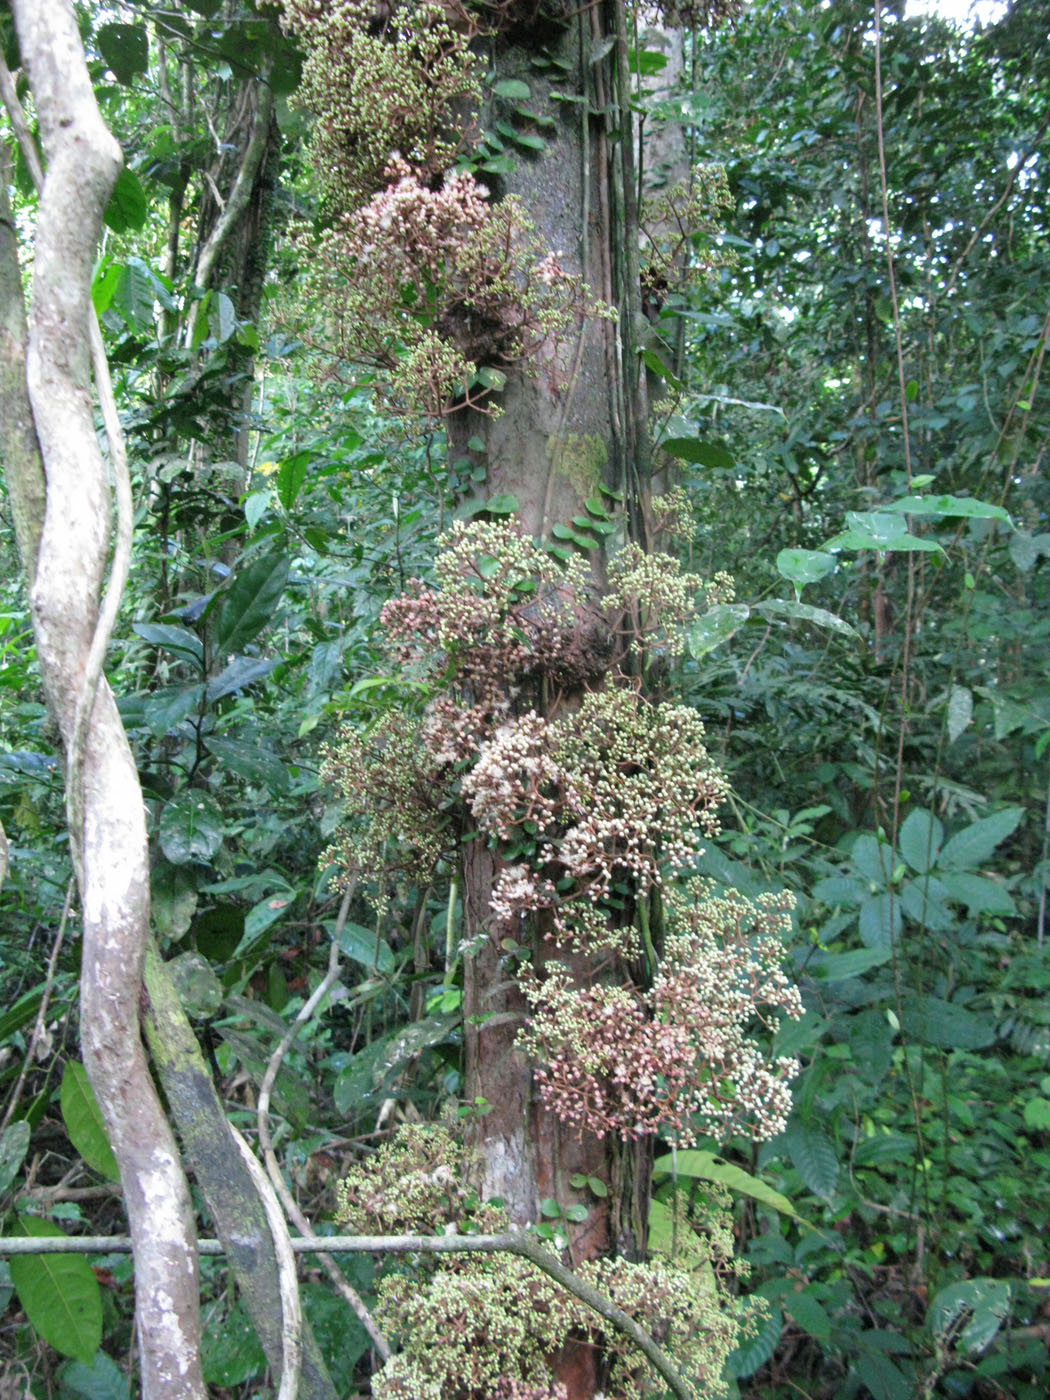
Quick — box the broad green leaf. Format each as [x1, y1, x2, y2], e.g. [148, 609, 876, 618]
[936, 871, 1015, 916]
[151, 863, 198, 941]
[203, 737, 290, 792]
[661, 436, 735, 470]
[58, 1350, 130, 1400]
[491, 78, 531, 99]
[947, 684, 972, 743]
[212, 551, 290, 659]
[233, 894, 295, 956]
[158, 791, 224, 865]
[653, 1150, 812, 1226]
[783, 1121, 838, 1199]
[140, 683, 205, 738]
[205, 656, 279, 702]
[897, 996, 995, 1050]
[0, 986, 46, 1043]
[96, 22, 148, 84]
[938, 807, 1024, 871]
[727, 1299, 781, 1378]
[883, 494, 1011, 524]
[824, 511, 944, 555]
[899, 876, 954, 932]
[850, 833, 892, 885]
[640, 348, 683, 390]
[859, 892, 900, 949]
[200, 1301, 266, 1386]
[853, 1132, 915, 1167]
[688, 602, 750, 657]
[0, 1120, 30, 1195]
[277, 452, 310, 511]
[898, 808, 944, 874]
[103, 168, 148, 234]
[853, 1349, 912, 1400]
[809, 947, 892, 981]
[784, 1289, 832, 1340]
[111, 258, 155, 333]
[930, 1278, 1010, 1354]
[811, 874, 864, 906]
[244, 489, 271, 531]
[208, 291, 237, 345]
[132, 623, 203, 667]
[1024, 1098, 1050, 1131]
[301, 1280, 373, 1391]
[483, 493, 519, 515]
[60, 1063, 119, 1181]
[775, 548, 835, 589]
[336, 920, 396, 974]
[10, 1216, 102, 1364]
[754, 598, 858, 639]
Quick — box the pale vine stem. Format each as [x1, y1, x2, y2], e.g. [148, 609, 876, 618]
[256, 886, 393, 1361]
[0, 51, 133, 871]
[0, 1231, 695, 1400]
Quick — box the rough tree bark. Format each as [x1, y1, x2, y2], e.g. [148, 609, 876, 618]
[451, 7, 658, 1395]
[3, 3, 206, 1394]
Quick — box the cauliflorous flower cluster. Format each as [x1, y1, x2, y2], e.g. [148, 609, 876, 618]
[337, 1122, 753, 1400]
[518, 887, 801, 1144]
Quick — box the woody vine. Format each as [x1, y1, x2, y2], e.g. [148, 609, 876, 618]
[279, 0, 794, 1395]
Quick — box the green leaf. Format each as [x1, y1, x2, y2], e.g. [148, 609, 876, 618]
[727, 1301, 782, 1378]
[688, 602, 750, 657]
[640, 348, 683, 391]
[1023, 1098, 1050, 1131]
[336, 920, 395, 974]
[936, 871, 1015, 917]
[858, 892, 900, 949]
[883, 494, 1012, 525]
[809, 947, 892, 981]
[899, 875, 954, 932]
[930, 1278, 1010, 1354]
[938, 807, 1024, 871]
[482, 493, 519, 516]
[10, 1216, 102, 1364]
[783, 1121, 838, 1200]
[898, 996, 995, 1050]
[513, 132, 547, 152]
[96, 22, 148, 84]
[103, 168, 148, 234]
[158, 791, 224, 865]
[653, 1150, 812, 1226]
[301, 1279, 373, 1391]
[775, 547, 836, 589]
[540, 1198, 563, 1218]
[132, 623, 203, 667]
[898, 808, 944, 874]
[661, 436, 735, 470]
[205, 656, 278, 702]
[491, 78, 531, 100]
[824, 511, 944, 555]
[754, 598, 858, 639]
[200, 1301, 266, 1386]
[60, 1063, 119, 1181]
[111, 258, 155, 333]
[784, 1289, 832, 1341]
[202, 737, 290, 792]
[0, 1120, 30, 1195]
[58, 1351, 130, 1400]
[277, 452, 310, 511]
[212, 551, 290, 658]
[850, 833, 892, 885]
[947, 684, 972, 743]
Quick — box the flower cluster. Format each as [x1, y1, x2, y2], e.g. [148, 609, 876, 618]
[640, 164, 735, 311]
[518, 887, 801, 1144]
[312, 163, 609, 419]
[277, 1, 483, 206]
[337, 1121, 751, 1400]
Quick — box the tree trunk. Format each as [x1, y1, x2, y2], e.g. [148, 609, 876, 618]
[452, 11, 655, 1395]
